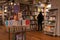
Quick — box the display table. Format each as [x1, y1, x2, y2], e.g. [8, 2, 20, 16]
[5, 26, 26, 40]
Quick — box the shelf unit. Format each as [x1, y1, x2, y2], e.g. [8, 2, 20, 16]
[20, 3, 38, 30]
[43, 8, 58, 36]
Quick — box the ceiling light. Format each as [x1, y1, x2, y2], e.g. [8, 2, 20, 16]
[4, 10, 7, 12]
[11, 2, 13, 5]
[46, 4, 51, 8]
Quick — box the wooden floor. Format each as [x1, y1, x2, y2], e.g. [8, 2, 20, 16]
[0, 26, 60, 40]
[26, 31, 60, 40]
[0, 26, 9, 40]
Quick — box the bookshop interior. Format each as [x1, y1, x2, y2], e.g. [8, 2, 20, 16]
[0, 0, 60, 40]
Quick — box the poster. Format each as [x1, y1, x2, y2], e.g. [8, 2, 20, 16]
[14, 5, 19, 13]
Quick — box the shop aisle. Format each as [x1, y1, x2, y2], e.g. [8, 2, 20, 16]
[26, 31, 60, 40]
[0, 26, 60, 40]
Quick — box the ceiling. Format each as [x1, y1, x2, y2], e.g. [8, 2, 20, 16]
[0, 0, 43, 3]
[0, 0, 47, 5]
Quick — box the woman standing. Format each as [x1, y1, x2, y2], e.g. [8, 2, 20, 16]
[37, 12, 44, 31]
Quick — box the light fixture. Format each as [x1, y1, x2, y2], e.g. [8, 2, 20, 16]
[14, 3, 16, 5]
[4, 10, 7, 12]
[46, 4, 51, 8]
[11, 2, 13, 5]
